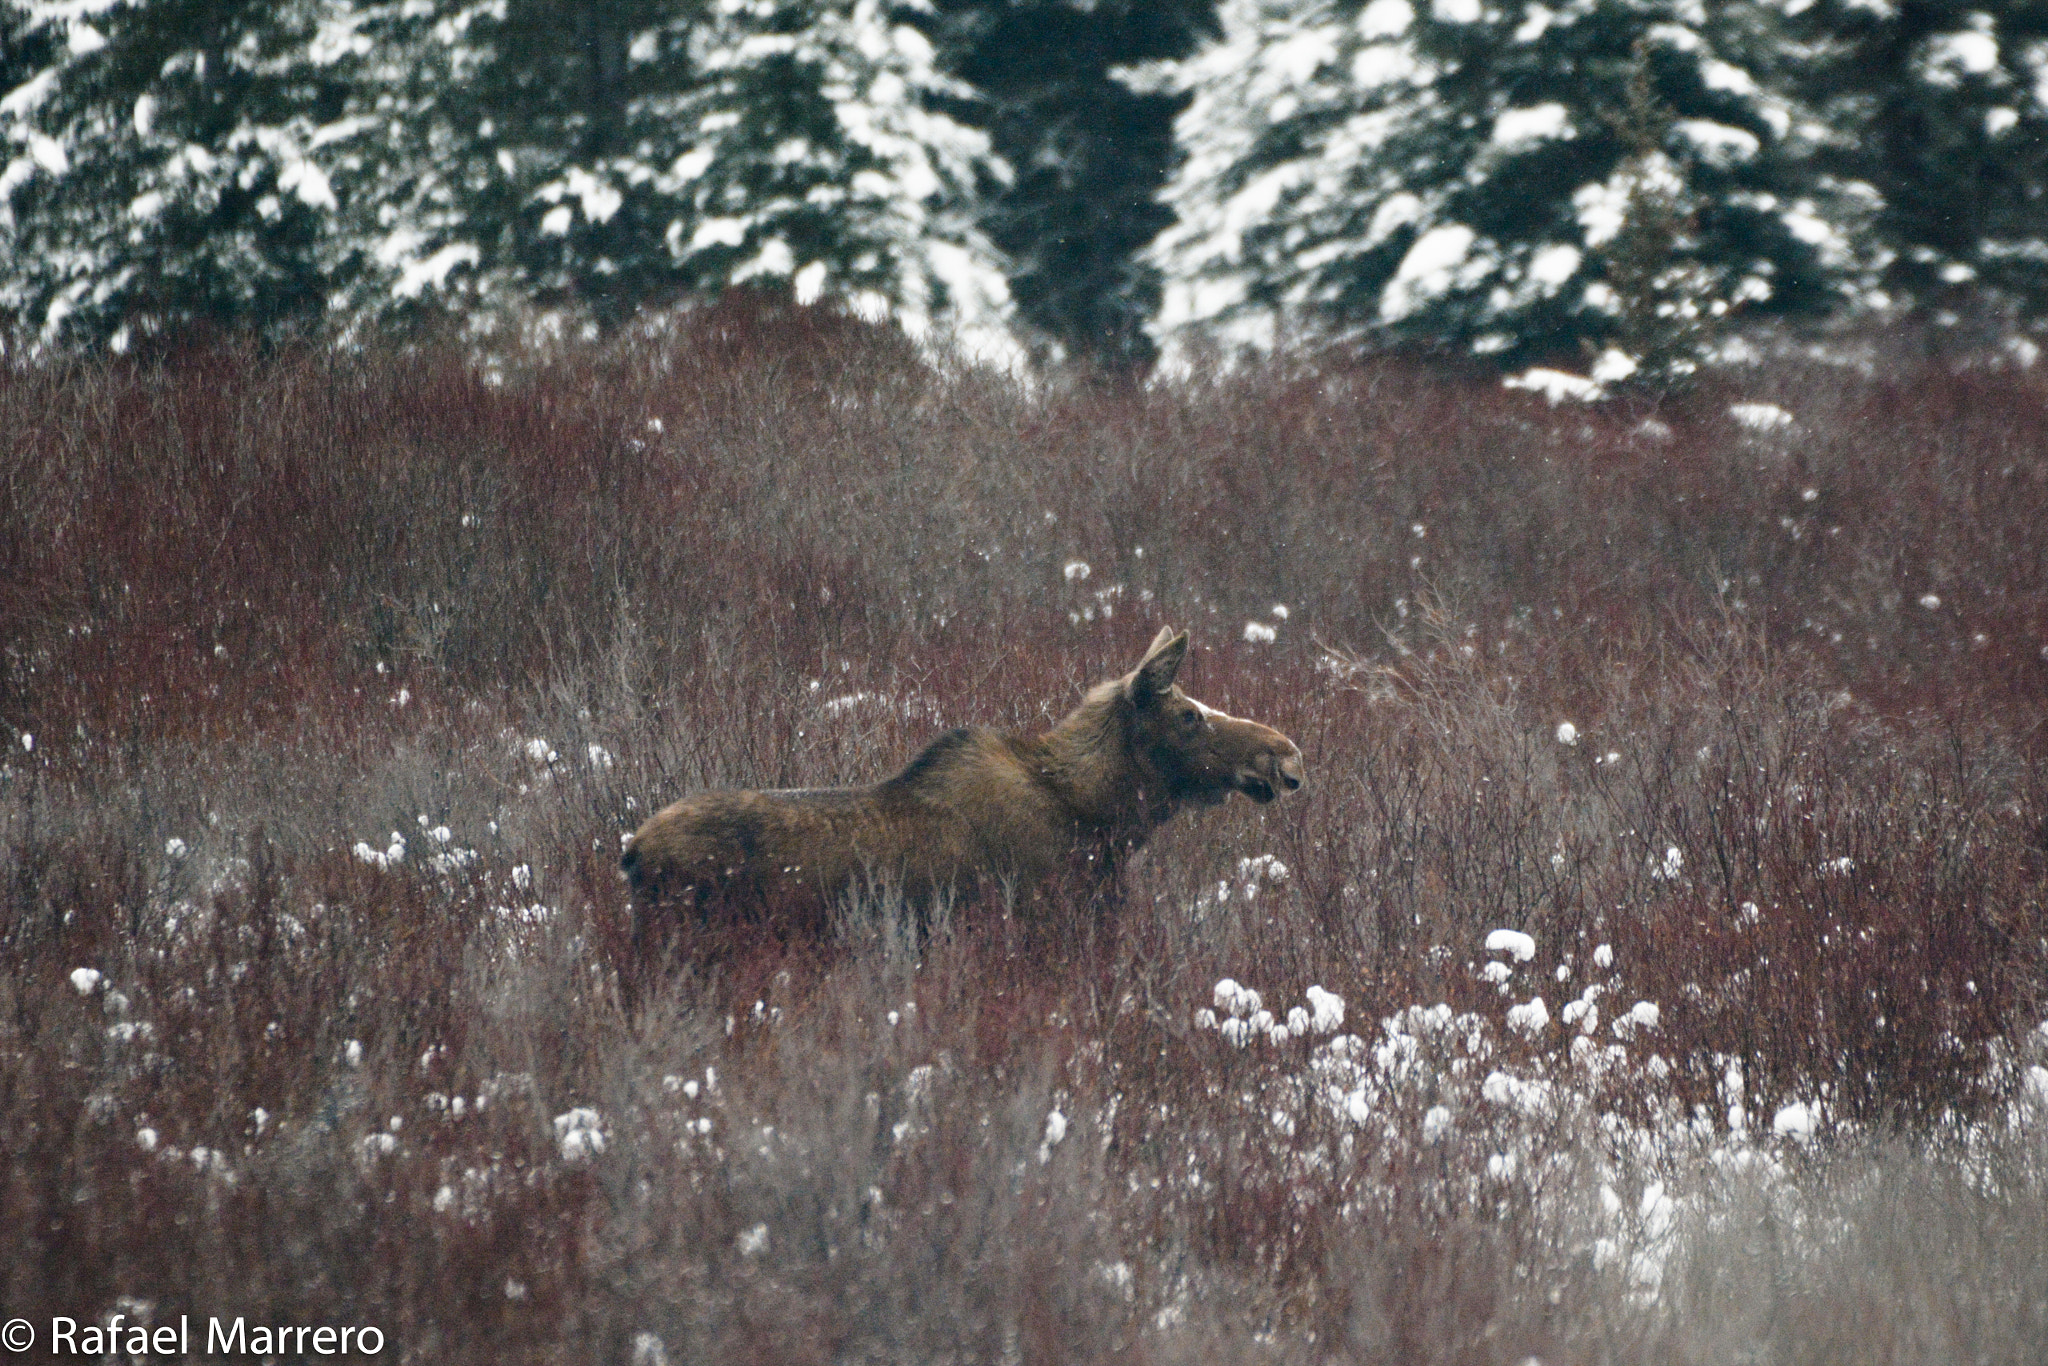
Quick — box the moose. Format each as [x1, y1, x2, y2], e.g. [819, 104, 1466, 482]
[621, 627, 1304, 958]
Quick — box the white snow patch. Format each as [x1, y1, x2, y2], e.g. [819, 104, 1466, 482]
[1214, 979, 1261, 1019]
[1, 70, 60, 120]
[391, 242, 480, 299]
[1729, 402, 1794, 431]
[1367, 192, 1424, 247]
[280, 159, 335, 211]
[1699, 58, 1759, 96]
[1506, 996, 1551, 1036]
[1485, 929, 1537, 962]
[1359, 0, 1415, 39]
[1492, 103, 1572, 145]
[1380, 224, 1479, 322]
[2024, 1065, 2048, 1109]
[1772, 1100, 1816, 1139]
[29, 134, 69, 177]
[1527, 243, 1583, 291]
[1589, 348, 1638, 383]
[1038, 1107, 1067, 1163]
[793, 260, 828, 304]
[1504, 368, 1603, 404]
[1919, 29, 1999, 86]
[1572, 178, 1631, 249]
[1421, 1104, 1452, 1142]
[553, 1107, 607, 1162]
[1674, 119, 1760, 165]
[1305, 985, 1345, 1033]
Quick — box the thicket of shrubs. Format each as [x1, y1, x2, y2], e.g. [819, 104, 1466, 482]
[4, 300, 2046, 1361]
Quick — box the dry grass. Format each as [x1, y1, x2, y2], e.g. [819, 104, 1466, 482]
[3, 298, 2046, 1361]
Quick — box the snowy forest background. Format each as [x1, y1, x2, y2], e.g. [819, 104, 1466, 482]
[5, 0, 2048, 371]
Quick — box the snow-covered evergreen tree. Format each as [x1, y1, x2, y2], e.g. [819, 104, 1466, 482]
[633, 0, 1015, 355]
[1784, 1, 2048, 324]
[1, 0, 350, 346]
[1143, 0, 1853, 371]
[2, 0, 1017, 359]
[0, 2, 65, 252]
[334, 0, 1016, 355]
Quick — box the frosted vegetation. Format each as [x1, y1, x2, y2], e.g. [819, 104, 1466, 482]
[4, 312, 2045, 1357]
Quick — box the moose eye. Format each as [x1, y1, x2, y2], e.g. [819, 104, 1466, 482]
[1178, 707, 1201, 728]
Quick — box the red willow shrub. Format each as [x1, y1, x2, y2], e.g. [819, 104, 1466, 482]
[2, 299, 2044, 1360]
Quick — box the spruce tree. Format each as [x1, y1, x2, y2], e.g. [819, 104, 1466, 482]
[289, 0, 1018, 353]
[1, 0, 347, 346]
[1785, 0, 2048, 323]
[1145, 0, 1847, 372]
[0, 3, 66, 316]
[4, 0, 1017, 357]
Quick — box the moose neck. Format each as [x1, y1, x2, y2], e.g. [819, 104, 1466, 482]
[1029, 680, 1174, 835]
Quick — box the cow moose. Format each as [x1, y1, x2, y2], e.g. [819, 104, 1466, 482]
[621, 627, 1303, 965]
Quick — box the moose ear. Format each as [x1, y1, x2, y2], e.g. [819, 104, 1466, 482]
[1129, 628, 1189, 701]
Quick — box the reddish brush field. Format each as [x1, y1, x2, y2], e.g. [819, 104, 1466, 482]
[4, 300, 2047, 1362]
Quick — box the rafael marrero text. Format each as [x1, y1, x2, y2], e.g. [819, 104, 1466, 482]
[44, 1313, 385, 1356]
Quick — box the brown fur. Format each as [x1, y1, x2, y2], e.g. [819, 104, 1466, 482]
[622, 627, 1303, 950]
